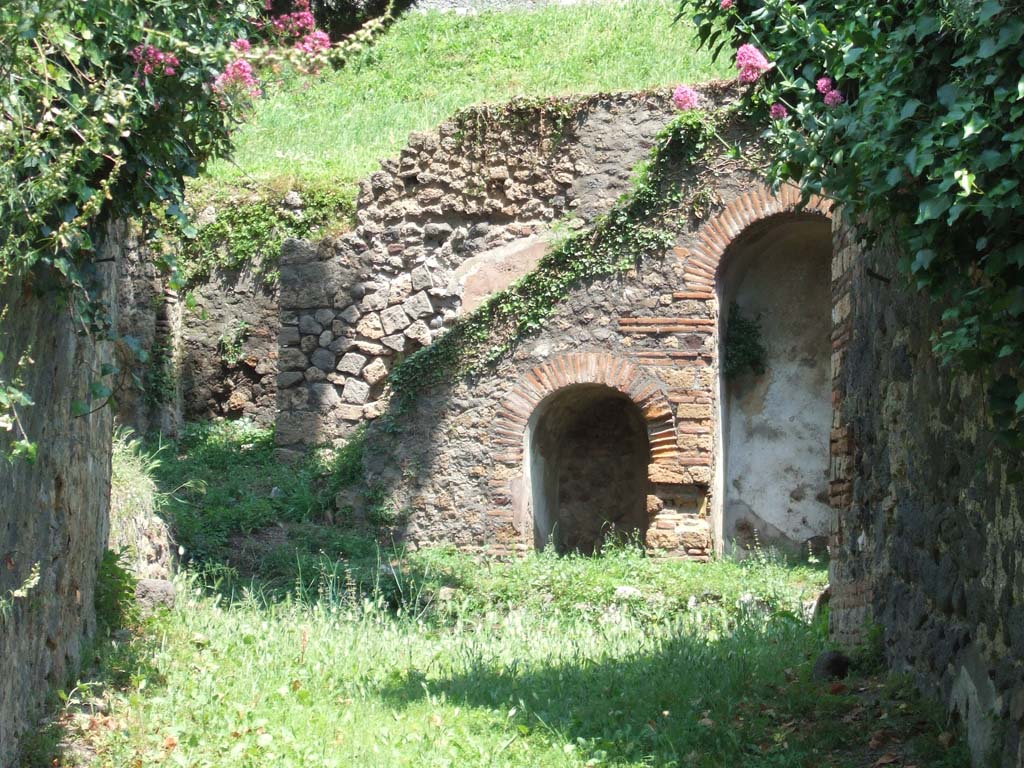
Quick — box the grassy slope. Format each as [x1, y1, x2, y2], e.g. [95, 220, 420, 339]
[202, 0, 731, 192]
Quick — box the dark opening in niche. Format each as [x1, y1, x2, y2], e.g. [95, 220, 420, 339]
[527, 384, 650, 554]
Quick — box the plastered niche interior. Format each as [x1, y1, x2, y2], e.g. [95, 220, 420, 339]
[525, 384, 651, 553]
[717, 215, 833, 555]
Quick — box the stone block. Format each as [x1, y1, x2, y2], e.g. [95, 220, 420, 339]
[279, 348, 308, 371]
[336, 404, 364, 421]
[339, 304, 361, 324]
[337, 352, 367, 375]
[402, 290, 434, 319]
[410, 265, 434, 291]
[646, 495, 664, 515]
[356, 313, 384, 339]
[382, 334, 407, 353]
[388, 273, 413, 304]
[304, 366, 327, 382]
[318, 330, 333, 347]
[276, 371, 304, 388]
[298, 314, 323, 335]
[310, 348, 335, 371]
[300, 335, 318, 354]
[329, 337, 356, 353]
[278, 327, 300, 347]
[361, 290, 388, 312]
[364, 400, 386, 419]
[380, 305, 410, 335]
[280, 237, 318, 265]
[363, 358, 389, 386]
[309, 382, 341, 410]
[280, 260, 343, 309]
[342, 378, 371, 404]
[135, 579, 176, 614]
[405, 320, 431, 347]
[648, 463, 688, 485]
[314, 308, 335, 326]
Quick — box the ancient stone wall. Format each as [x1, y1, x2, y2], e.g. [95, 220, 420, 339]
[116, 249, 280, 434]
[276, 91, 680, 457]
[828, 223, 1024, 767]
[0, 224, 123, 766]
[351, 179, 832, 559]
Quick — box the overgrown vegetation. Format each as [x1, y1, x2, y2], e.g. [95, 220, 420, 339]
[679, 0, 1024, 450]
[0, 0, 256, 460]
[179, 182, 354, 288]
[148, 421, 375, 585]
[43, 545, 970, 767]
[723, 303, 767, 378]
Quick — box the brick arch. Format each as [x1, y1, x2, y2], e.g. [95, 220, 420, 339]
[487, 353, 678, 545]
[493, 352, 677, 466]
[679, 184, 832, 291]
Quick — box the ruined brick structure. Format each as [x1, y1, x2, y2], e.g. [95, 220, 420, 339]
[277, 88, 834, 560]
[275, 91, 1021, 763]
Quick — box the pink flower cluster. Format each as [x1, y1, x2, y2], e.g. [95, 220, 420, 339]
[232, 38, 252, 53]
[214, 59, 262, 98]
[736, 44, 773, 84]
[769, 103, 788, 119]
[720, 0, 733, 8]
[816, 74, 845, 107]
[672, 84, 700, 111]
[295, 30, 331, 55]
[271, 0, 316, 40]
[130, 44, 180, 77]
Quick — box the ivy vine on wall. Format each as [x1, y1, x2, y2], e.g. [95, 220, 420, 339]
[387, 110, 717, 407]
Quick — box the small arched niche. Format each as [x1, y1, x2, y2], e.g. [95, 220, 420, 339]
[525, 384, 651, 554]
[717, 214, 832, 555]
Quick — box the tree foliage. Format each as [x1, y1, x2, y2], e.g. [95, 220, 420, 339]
[679, 0, 1024, 445]
[0, 0, 256, 288]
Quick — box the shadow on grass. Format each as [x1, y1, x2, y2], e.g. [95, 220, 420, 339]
[375, 613, 969, 768]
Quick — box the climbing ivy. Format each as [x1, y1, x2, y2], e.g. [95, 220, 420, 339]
[387, 111, 716, 406]
[679, 0, 1024, 448]
[723, 302, 766, 379]
[0, 0, 257, 461]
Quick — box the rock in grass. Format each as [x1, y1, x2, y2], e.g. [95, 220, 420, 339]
[135, 578, 176, 614]
[812, 649, 851, 680]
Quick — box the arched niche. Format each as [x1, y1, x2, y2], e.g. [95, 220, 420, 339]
[525, 384, 651, 554]
[717, 213, 832, 554]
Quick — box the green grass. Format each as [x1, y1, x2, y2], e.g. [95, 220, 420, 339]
[47, 553, 968, 768]
[42, 421, 970, 768]
[147, 421, 374, 582]
[202, 0, 731, 193]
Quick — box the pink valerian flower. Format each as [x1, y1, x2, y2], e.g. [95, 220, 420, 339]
[232, 38, 252, 53]
[736, 44, 773, 84]
[769, 102, 788, 119]
[672, 84, 701, 111]
[130, 44, 180, 78]
[213, 58, 262, 99]
[816, 76, 834, 94]
[720, 0, 733, 8]
[824, 88, 846, 107]
[295, 30, 331, 55]
[271, 0, 316, 41]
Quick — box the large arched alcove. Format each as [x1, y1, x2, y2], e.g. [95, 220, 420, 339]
[717, 214, 832, 554]
[525, 384, 651, 554]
